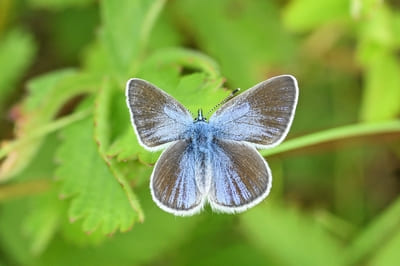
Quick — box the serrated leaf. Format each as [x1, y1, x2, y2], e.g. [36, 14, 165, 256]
[0, 71, 99, 181]
[55, 109, 141, 235]
[94, 79, 144, 221]
[240, 203, 344, 266]
[108, 127, 161, 164]
[0, 29, 36, 110]
[34, 189, 202, 266]
[23, 69, 77, 111]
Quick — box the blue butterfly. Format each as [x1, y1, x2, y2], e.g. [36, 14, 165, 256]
[126, 75, 298, 216]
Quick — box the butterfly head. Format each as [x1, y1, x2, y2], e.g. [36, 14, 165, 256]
[194, 109, 207, 123]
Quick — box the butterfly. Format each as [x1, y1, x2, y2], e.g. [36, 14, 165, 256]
[126, 75, 298, 216]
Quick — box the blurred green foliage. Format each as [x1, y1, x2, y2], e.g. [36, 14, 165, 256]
[0, 0, 399, 265]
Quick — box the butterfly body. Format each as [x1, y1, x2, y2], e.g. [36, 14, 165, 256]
[126, 75, 298, 216]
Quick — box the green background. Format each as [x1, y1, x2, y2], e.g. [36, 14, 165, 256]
[0, 0, 400, 265]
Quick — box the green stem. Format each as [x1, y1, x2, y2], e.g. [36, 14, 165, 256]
[0, 179, 51, 202]
[0, 109, 91, 160]
[261, 120, 400, 157]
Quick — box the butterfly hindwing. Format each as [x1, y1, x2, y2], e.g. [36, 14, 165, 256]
[126, 78, 193, 151]
[207, 139, 271, 213]
[150, 140, 206, 216]
[209, 75, 298, 148]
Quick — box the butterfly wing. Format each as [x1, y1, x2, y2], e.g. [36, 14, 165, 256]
[150, 140, 206, 216]
[209, 75, 298, 148]
[207, 139, 271, 213]
[126, 78, 193, 151]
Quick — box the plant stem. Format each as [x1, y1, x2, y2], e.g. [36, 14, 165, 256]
[0, 109, 91, 160]
[0, 179, 51, 202]
[261, 120, 400, 157]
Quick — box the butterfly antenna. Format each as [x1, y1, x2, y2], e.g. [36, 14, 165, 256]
[206, 88, 240, 117]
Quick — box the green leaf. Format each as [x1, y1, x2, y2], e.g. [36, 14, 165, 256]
[108, 127, 161, 164]
[55, 106, 141, 235]
[355, 6, 400, 121]
[140, 47, 221, 80]
[360, 51, 400, 122]
[94, 79, 144, 221]
[171, 72, 226, 115]
[171, 0, 295, 88]
[0, 29, 36, 110]
[100, 0, 166, 78]
[240, 203, 344, 266]
[0, 70, 99, 181]
[35, 189, 202, 266]
[283, 0, 349, 32]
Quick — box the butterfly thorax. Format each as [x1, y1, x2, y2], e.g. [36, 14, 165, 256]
[183, 118, 216, 154]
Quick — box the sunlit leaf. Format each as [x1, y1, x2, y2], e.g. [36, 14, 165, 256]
[94, 79, 144, 221]
[55, 105, 141, 235]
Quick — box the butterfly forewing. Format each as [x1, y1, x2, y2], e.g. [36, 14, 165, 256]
[209, 75, 298, 148]
[151, 140, 205, 215]
[208, 139, 271, 213]
[126, 78, 193, 150]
